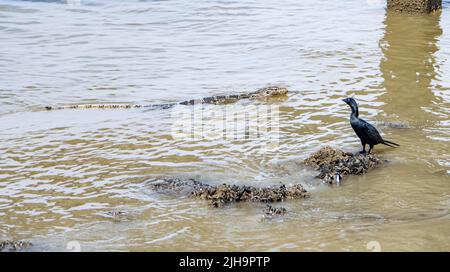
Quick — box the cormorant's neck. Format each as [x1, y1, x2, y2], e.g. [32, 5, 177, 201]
[350, 104, 359, 118]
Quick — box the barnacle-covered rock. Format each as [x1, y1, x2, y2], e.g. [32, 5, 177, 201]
[303, 146, 385, 184]
[0, 240, 33, 252]
[374, 120, 412, 129]
[148, 177, 309, 207]
[192, 183, 308, 207]
[262, 204, 287, 219]
[102, 210, 133, 222]
[148, 177, 207, 194]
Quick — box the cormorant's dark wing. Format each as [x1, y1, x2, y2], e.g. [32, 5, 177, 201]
[359, 119, 384, 144]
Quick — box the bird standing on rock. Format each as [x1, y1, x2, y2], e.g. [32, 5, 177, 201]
[343, 97, 399, 154]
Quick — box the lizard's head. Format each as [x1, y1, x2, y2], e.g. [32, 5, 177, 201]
[256, 86, 289, 97]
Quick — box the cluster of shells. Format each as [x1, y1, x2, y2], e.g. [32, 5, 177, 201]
[103, 210, 134, 222]
[263, 204, 287, 219]
[192, 183, 308, 207]
[303, 146, 385, 184]
[148, 177, 206, 193]
[0, 240, 32, 252]
[148, 177, 308, 207]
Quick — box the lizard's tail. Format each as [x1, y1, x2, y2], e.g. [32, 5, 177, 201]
[45, 104, 146, 110]
[45, 103, 177, 111]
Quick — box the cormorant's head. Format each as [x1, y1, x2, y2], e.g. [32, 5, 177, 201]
[342, 97, 359, 115]
[343, 97, 356, 107]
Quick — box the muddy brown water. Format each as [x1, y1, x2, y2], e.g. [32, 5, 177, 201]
[0, 0, 449, 251]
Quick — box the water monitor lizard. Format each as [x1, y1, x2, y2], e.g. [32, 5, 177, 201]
[44, 86, 288, 111]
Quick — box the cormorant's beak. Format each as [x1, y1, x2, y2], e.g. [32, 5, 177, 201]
[342, 99, 347, 103]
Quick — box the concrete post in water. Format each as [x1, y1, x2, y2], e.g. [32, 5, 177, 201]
[387, 0, 442, 13]
[379, 9, 442, 122]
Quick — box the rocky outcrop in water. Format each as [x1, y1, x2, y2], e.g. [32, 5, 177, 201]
[262, 204, 287, 219]
[303, 146, 385, 184]
[374, 120, 413, 129]
[148, 147, 386, 205]
[103, 210, 133, 222]
[148, 177, 309, 207]
[148, 177, 206, 193]
[193, 183, 308, 207]
[0, 240, 32, 252]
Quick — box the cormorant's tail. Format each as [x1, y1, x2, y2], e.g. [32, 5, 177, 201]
[381, 139, 400, 148]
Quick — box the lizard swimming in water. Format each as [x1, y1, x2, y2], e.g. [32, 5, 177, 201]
[44, 86, 288, 111]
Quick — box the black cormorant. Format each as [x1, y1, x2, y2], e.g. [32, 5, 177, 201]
[343, 97, 399, 154]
